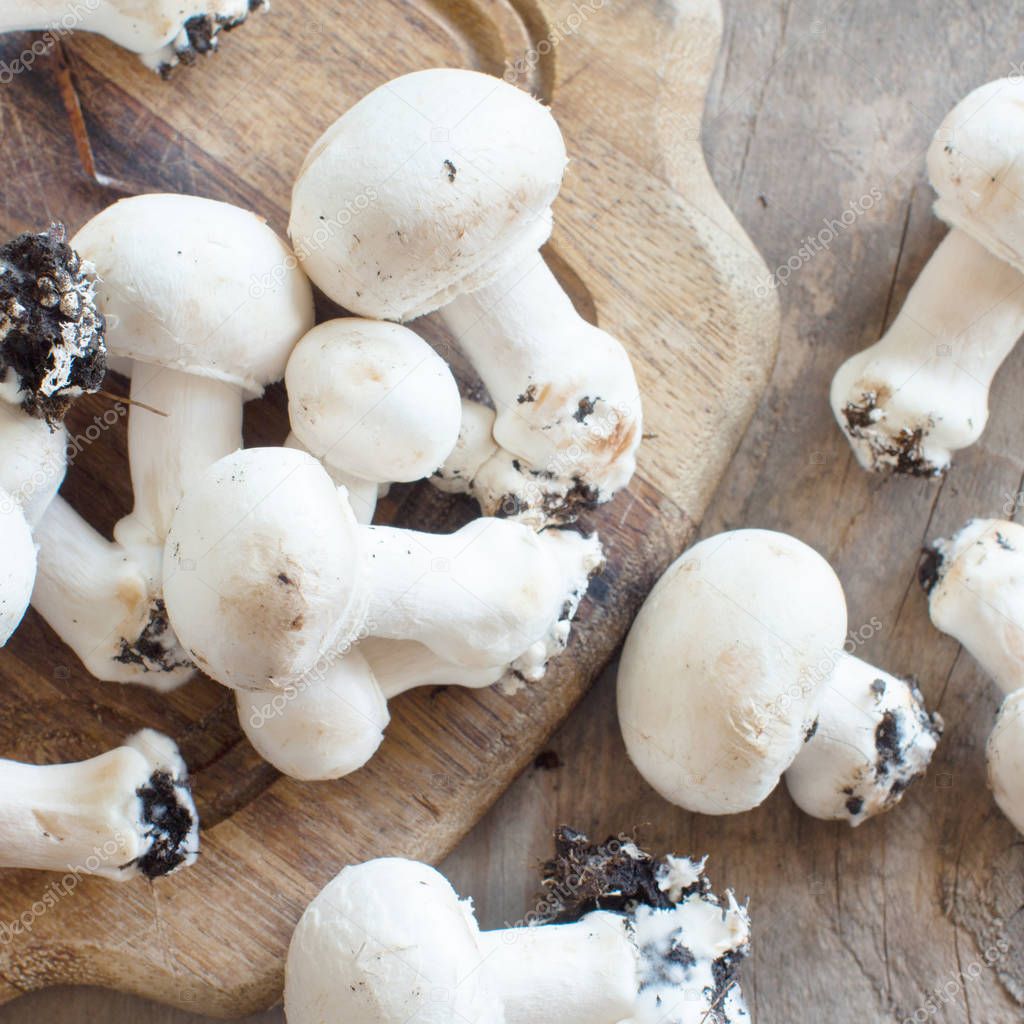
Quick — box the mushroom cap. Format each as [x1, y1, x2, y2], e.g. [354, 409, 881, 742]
[987, 689, 1024, 835]
[162, 447, 367, 690]
[286, 319, 461, 484]
[924, 518, 1024, 695]
[289, 68, 567, 321]
[236, 649, 390, 781]
[927, 77, 1024, 274]
[285, 858, 497, 1024]
[785, 657, 942, 825]
[73, 194, 314, 397]
[0, 489, 36, 645]
[617, 529, 848, 815]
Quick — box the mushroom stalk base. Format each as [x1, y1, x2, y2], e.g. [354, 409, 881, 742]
[831, 228, 1024, 475]
[0, 729, 198, 880]
[32, 496, 194, 688]
[439, 252, 641, 521]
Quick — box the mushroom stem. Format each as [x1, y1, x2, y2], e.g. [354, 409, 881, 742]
[922, 518, 1024, 834]
[0, 399, 65, 526]
[785, 652, 942, 824]
[359, 636, 505, 698]
[0, 0, 266, 72]
[31, 496, 194, 688]
[360, 519, 601, 674]
[476, 915, 639, 1024]
[832, 229, 1024, 475]
[439, 252, 642, 522]
[0, 728, 199, 880]
[114, 363, 242, 583]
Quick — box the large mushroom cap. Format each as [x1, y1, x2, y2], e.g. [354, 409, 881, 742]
[73, 194, 313, 397]
[927, 77, 1024, 273]
[617, 529, 847, 815]
[285, 858, 496, 1024]
[0, 490, 36, 645]
[289, 68, 567, 321]
[163, 447, 366, 690]
[286, 319, 461, 484]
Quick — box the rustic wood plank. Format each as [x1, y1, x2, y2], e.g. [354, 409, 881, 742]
[0, 0, 777, 1016]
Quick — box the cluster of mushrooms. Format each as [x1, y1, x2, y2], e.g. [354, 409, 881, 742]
[0, 9, 1022, 1023]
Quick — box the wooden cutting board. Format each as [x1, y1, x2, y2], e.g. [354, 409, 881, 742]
[0, 0, 778, 1015]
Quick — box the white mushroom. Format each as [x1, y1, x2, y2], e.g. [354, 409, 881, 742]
[922, 518, 1024, 834]
[236, 638, 512, 782]
[31, 194, 313, 688]
[0, 729, 198, 880]
[832, 77, 1024, 476]
[0, 489, 36, 645]
[289, 68, 642, 526]
[285, 828, 750, 1024]
[0, 224, 107, 644]
[285, 317, 461, 523]
[618, 530, 942, 824]
[0, 0, 267, 73]
[162, 447, 602, 692]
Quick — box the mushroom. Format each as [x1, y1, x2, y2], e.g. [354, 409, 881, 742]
[0, 490, 36, 645]
[0, 223, 106, 644]
[0, 0, 267, 74]
[618, 529, 942, 824]
[236, 638, 521, 782]
[0, 728, 198, 880]
[921, 518, 1024, 834]
[31, 194, 314, 688]
[285, 827, 751, 1024]
[289, 68, 642, 526]
[163, 446, 602, 693]
[284, 318, 461, 524]
[831, 77, 1024, 476]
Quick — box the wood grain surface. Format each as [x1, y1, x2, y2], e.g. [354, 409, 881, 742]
[0, 0, 779, 1017]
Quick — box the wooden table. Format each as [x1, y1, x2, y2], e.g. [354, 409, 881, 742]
[4, 0, 1024, 1021]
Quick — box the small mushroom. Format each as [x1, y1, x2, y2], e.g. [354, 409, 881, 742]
[922, 518, 1024, 834]
[0, 729, 198, 880]
[31, 194, 313, 688]
[0, 224, 106, 644]
[285, 318, 461, 524]
[289, 68, 642, 527]
[618, 529, 942, 824]
[832, 77, 1024, 476]
[0, 0, 267, 74]
[236, 638, 523, 781]
[163, 446, 602, 692]
[284, 828, 751, 1024]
